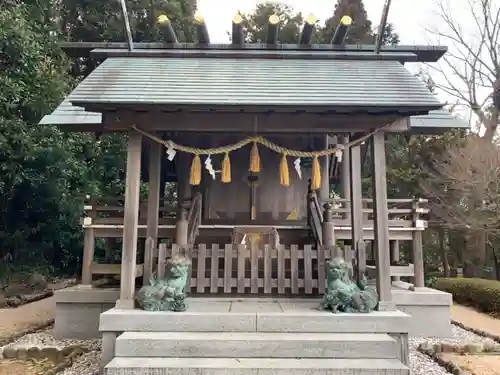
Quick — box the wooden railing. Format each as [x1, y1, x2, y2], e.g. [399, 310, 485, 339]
[328, 198, 429, 226]
[157, 243, 361, 296]
[82, 195, 177, 224]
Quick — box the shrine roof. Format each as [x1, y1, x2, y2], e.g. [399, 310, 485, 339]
[409, 109, 470, 133]
[66, 56, 442, 113]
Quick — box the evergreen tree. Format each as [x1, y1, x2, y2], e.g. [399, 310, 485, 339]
[240, 2, 319, 44]
[320, 0, 373, 44]
[60, 0, 197, 42]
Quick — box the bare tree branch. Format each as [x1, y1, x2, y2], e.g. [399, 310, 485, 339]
[426, 0, 500, 140]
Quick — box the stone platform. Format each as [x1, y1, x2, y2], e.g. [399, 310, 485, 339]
[54, 284, 452, 339]
[100, 300, 411, 375]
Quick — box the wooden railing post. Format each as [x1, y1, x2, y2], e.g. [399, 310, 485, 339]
[81, 224, 95, 286]
[143, 237, 154, 285]
[157, 243, 167, 279]
[412, 198, 425, 288]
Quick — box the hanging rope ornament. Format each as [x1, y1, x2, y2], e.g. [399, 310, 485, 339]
[280, 154, 290, 186]
[311, 154, 321, 190]
[189, 154, 202, 185]
[249, 141, 261, 173]
[221, 152, 231, 183]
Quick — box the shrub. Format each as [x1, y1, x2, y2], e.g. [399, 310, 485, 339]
[435, 277, 500, 316]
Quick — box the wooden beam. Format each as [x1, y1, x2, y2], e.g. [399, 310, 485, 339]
[195, 13, 210, 44]
[267, 15, 280, 45]
[90, 48, 418, 62]
[299, 15, 316, 45]
[332, 16, 352, 45]
[349, 142, 363, 283]
[370, 131, 393, 309]
[144, 136, 162, 284]
[232, 14, 245, 45]
[58, 42, 448, 62]
[157, 15, 178, 43]
[117, 130, 142, 309]
[101, 111, 411, 133]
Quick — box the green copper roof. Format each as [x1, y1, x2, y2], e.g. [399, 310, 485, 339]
[39, 99, 101, 126]
[67, 57, 442, 112]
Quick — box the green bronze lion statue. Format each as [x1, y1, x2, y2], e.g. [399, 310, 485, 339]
[135, 256, 190, 312]
[320, 257, 379, 313]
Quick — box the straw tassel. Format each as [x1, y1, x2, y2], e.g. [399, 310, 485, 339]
[311, 154, 321, 190]
[221, 152, 231, 183]
[249, 141, 261, 173]
[189, 154, 202, 185]
[280, 153, 290, 187]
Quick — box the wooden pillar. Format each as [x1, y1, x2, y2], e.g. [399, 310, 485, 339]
[322, 203, 335, 251]
[349, 140, 363, 283]
[81, 226, 95, 286]
[176, 201, 189, 246]
[116, 130, 142, 309]
[390, 240, 400, 282]
[340, 135, 351, 220]
[144, 137, 162, 284]
[412, 200, 425, 288]
[370, 131, 393, 309]
[320, 135, 330, 203]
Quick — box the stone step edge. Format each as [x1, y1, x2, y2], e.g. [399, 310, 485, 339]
[106, 357, 409, 370]
[116, 331, 396, 342]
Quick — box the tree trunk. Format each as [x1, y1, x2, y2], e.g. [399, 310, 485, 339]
[439, 228, 450, 277]
[463, 230, 486, 277]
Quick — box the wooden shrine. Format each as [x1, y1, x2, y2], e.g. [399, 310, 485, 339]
[41, 10, 469, 311]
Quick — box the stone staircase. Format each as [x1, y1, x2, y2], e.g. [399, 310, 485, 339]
[101, 299, 411, 375]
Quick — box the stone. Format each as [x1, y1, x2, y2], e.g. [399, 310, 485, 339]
[29, 272, 48, 291]
[482, 339, 497, 352]
[319, 257, 378, 313]
[41, 347, 62, 363]
[440, 343, 456, 353]
[2, 346, 17, 359]
[135, 256, 190, 312]
[463, 343, 483, 354]
[16, 346, 29, 360]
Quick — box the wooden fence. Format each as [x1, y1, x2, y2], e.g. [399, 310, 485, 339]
[157, 243, 357, 296]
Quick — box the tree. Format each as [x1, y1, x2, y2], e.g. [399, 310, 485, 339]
[60, 0, 197, 42]
[427, 0, 500, 141]
[0, 4, 97, 276]
[320, 0, 373, 44]
[421, 135, 500, 277]
[239, 2, 318, 44]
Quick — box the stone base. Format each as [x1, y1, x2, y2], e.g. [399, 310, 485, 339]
[54, 287, 119, 340]
[392, 282, 452, 338]
[54, 284, 452, 339]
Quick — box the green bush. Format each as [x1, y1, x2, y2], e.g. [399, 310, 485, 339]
[435, 277, 500, 316]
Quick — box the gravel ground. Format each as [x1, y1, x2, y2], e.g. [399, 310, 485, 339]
[410, 325, 490, 375]
[6, 325, 493, 375]
[11, 328, 101, 375]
